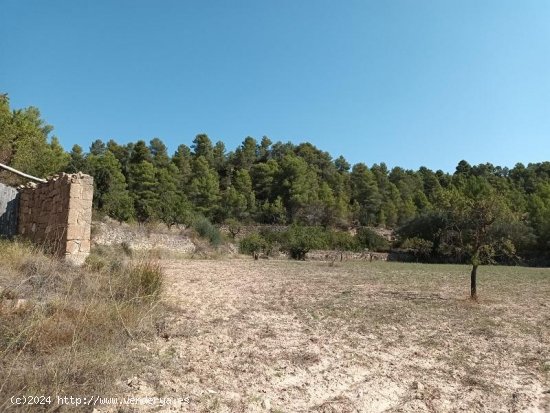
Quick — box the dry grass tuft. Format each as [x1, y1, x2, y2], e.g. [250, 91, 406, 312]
[0, 241, 164, 412]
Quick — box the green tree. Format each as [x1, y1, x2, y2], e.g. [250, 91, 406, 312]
[130, 140, 152, 164]
[258, 196, 287, 224]
[154, 164, 190, 226]
[443, 181, 520, 299]
[149, 138, 171, 168]
[350, 163, 381, 225]
[257, 136, 272, 161]
[334, 155, 351, 173]
[86, 151, 135, 221]
[7, 106, 68, 178]
[527, 182, 550, 256]
[279, 154, 319, 221]
[222, 169, 255, 221]
[188, 156, 220, 218]
[239, 232, 268, 259]
[66, 144, 87, 173]
[172, 144, 193, 187]
[328, 231, 357, 260]
[250, 159, 280, 202]
[107, 139, 132, 177]
[234, 136, 258, 170]
[128, 160, 158, 223]
[192, 134, 214, 164]
[0, 94, 15, 165]
[90, 139, 107, 156]
[280, 225, 328, 260]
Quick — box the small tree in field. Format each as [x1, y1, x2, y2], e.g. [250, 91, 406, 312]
[225, 218, 243, 239]
[328, 231, 357, 261]
[239, 233, 267, 259]
[281, 226, 328, 260]
[442, 181, 519, 300]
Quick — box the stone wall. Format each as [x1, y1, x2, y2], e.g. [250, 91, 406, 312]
[18, 173, 93, 264]
[306, 249, 389, 261]
[92, 219, 196, 254]
[0, 182, 19, 238]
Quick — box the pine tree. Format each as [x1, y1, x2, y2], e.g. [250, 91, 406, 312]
[128, 160, 158, 223]
[350, 163, 381, 225]
[192, 134, 214, 165]
[188, 156, 220, 219]
[223, 169, 255, 221]
[66, 144, 87, 173]
[86, 151, 135, 221]
[172, 144, 193, 188]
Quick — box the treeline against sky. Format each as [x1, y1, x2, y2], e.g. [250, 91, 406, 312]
[1, 96, 549, 263]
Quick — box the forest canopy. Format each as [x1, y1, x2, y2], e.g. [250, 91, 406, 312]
[1, 95, 549, 264]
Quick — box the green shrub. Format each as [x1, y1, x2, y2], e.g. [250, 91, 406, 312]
[193, 217, 222, 246]
[239, 233, 268, 257]
[280, 225, 328, 260]
[328, 230, 358, 251]
[355, 227, 390, 252]
[401, 237, 434, 260]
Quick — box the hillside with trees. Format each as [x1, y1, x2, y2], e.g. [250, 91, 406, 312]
[1, 95, 549, 264]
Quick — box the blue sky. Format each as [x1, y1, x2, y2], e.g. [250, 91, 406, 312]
[1, 0, 549, 172]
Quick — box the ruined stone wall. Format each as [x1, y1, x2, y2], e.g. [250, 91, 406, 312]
[18, 173, 93, 264]
[0, 182, 19, 238]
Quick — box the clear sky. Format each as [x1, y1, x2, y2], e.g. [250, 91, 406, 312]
[1, 0, 549, 172]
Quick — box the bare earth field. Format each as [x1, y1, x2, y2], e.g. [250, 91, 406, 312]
[119, 259, 550, 413]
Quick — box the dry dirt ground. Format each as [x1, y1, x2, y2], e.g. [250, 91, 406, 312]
[114, 259, 549, 413]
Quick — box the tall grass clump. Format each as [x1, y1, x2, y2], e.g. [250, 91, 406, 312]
[0, 241, 164, 411]
[111, 260, 163, 301]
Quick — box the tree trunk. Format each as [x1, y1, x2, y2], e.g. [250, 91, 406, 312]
[470, 265, 478, 300]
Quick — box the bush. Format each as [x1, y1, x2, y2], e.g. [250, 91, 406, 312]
[401, 237, 434, 261]
[397, 212, 448, 245]
[355, 227, 390, 251]
[280, 225, 328, 260]
[239, 233, 268, 257]
[193, 216, 222, 246]
[328, 230, 358, 251]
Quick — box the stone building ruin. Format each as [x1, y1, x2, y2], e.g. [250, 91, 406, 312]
[0, 172, 94, 265]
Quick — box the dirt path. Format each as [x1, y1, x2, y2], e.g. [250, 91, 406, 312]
[114, 259, 549, 413]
